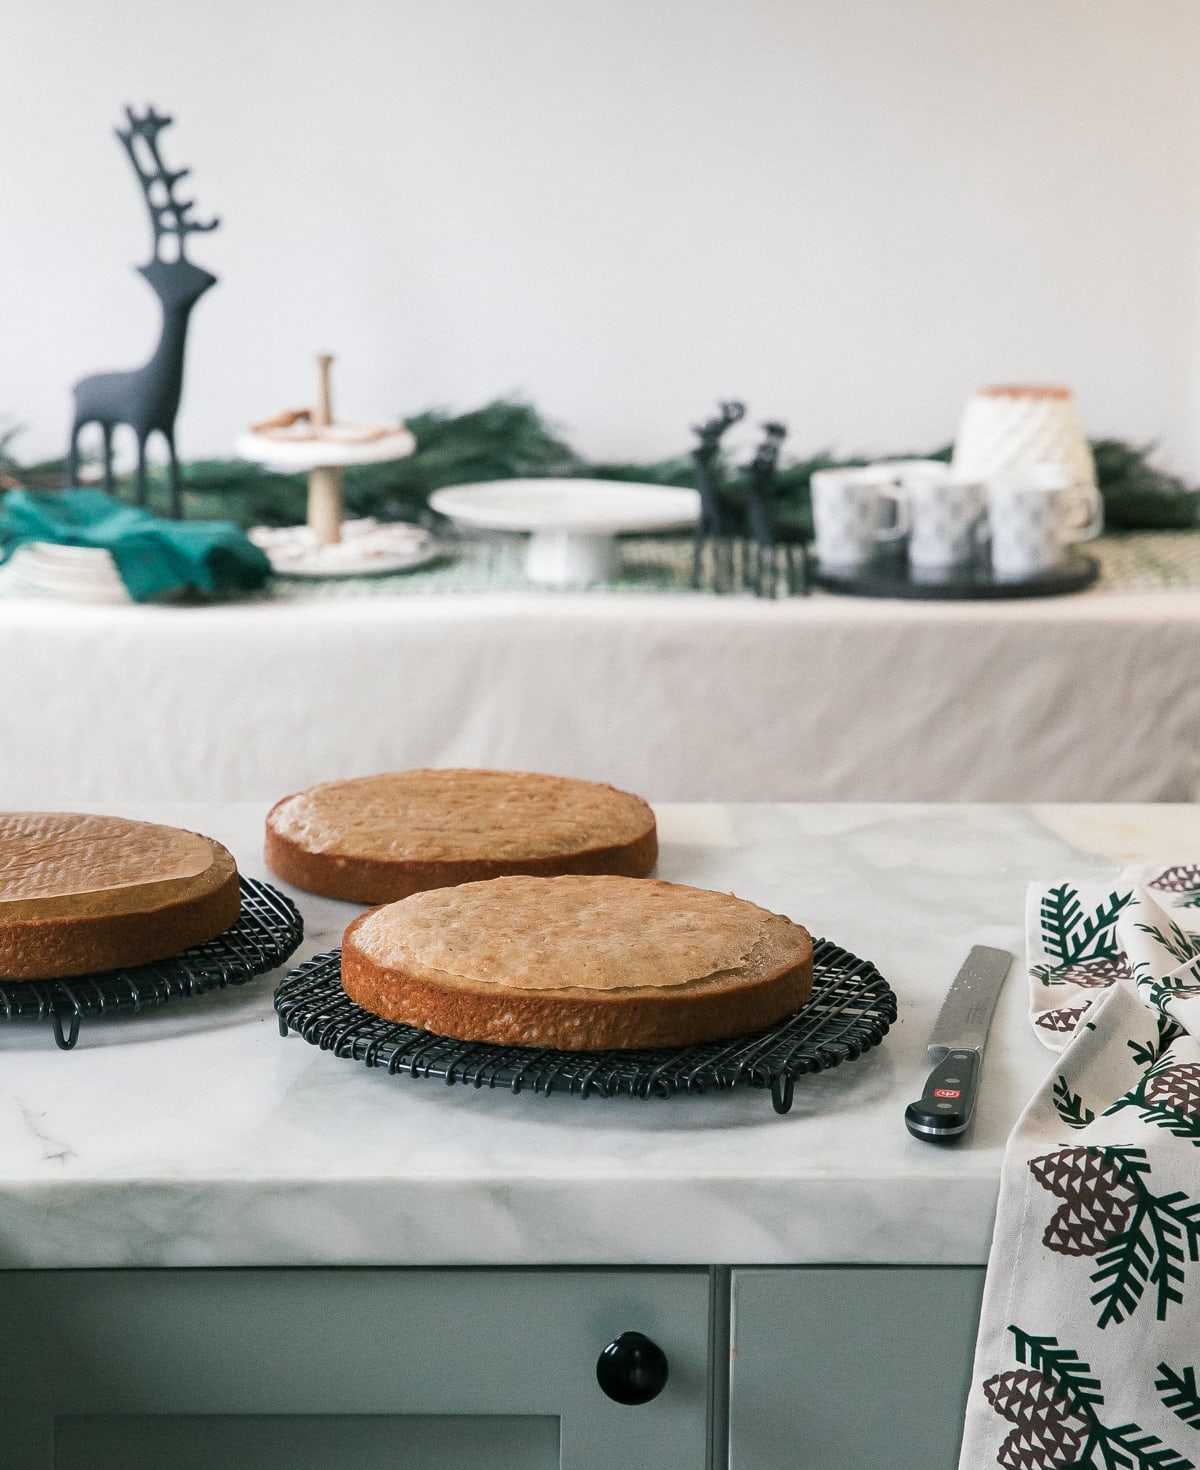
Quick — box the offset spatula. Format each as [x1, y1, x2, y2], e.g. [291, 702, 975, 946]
[904, 945, 1014, 1143]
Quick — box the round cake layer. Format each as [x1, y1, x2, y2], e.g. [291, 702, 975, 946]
[342, 874, 813, 1050]
[265, 769, 657, 903]
[0, 812, 240, 980]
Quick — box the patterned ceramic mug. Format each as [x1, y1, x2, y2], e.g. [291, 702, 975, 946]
[861, 459, 988, 574]
[810, 467, 909, 570]
[906, 475, 989, 572]
[987, 464, 1103, 579]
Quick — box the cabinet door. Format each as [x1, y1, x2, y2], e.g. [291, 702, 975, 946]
[728, 1266, 985, 1470]
[0, 1269, 710, 1470]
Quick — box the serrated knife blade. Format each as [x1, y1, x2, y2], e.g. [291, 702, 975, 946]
[904, 945, 1014, 1143]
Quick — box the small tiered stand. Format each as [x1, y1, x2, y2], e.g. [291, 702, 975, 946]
[235, 355, 422, 575]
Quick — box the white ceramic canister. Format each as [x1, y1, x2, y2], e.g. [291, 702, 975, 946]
[952, 385, 1095, 489]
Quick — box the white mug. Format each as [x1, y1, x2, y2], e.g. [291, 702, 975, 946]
[810, 467, 909, 570]
[987, 465, 1103, 578]
[907, 479, 988, 572]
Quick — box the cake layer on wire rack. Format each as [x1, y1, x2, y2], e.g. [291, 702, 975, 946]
[274, 936, 895, 1114]
[0, 877, 303, 1049]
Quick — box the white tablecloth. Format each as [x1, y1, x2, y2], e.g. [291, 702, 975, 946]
[2, 589, 1199, 806]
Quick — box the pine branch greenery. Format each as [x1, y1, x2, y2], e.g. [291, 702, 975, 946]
[1093, 439, 1200, 531]
[1010, 1327, 1196, 1470]
[2, 406, 1200, 533]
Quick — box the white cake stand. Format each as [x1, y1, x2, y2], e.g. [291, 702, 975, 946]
[428, 479, 701, 585]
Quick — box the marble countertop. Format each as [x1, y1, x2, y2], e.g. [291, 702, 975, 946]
[2, 801, 1193, 1270]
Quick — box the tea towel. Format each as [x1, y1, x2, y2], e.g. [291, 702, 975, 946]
[958, 866, 1200, 1468]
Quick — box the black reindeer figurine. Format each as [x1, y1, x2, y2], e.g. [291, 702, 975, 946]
[690, 406, 807, 597]
[66, 106, 219, 518]
[742, 420, 807, 596]
[689, 400, 745, 592]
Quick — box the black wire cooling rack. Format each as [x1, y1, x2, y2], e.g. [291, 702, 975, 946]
[274, 936, 896, 1114]
[0, 878, 303, 1050]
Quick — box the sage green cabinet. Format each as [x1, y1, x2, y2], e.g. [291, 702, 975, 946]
[0, 1269, 711, 1470]
[0, 1263, 987, 1469]
[727, 1266, 986, 1470]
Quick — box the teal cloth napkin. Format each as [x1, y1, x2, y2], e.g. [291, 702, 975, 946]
[0, 488, 271, 603]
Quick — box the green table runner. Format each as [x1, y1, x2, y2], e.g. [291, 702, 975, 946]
[3, 525, 1200, 602]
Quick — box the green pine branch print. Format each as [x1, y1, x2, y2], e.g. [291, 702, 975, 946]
[1156, 1363, 1200, 1431]
[1133, 920, 1200, 969]
[1129, 1036, 1162, 1068]
[1104, 1055, 1200, 1146]
[1100, 1052, 1200, 1140]
[1126, 1018, 1183, 1070]
[1009, 1327, 1195, 1470]
[1089, 1148, 1200, 1328]
[1054, 1073, 1097, 1129]
[1040, 886, 1135, 973]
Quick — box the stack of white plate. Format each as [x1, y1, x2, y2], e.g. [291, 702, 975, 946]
[248, 518, 437, 577]
[8, 542, 132, 603]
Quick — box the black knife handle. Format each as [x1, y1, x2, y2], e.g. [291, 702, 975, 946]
[905, 1050, 980, 1142]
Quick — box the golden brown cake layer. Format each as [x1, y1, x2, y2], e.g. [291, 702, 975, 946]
[0, 813, 240, 980]
[342, 874, 813, 1050]
[265, 769, 657, 903]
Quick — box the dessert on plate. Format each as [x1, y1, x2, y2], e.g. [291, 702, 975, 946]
[341, 873, 813, 1050]
[265, 768, 658, 903]
[0, 812, 240, 979]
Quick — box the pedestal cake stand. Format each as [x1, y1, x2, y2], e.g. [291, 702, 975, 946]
[428, 479, 701, 586]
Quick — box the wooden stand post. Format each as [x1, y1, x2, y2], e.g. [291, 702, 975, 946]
[315, 354, 334, 429]
[307, 353, 341, 545]
[308, 465, 344, 546]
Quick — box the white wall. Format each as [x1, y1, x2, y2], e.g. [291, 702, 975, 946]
[2, 0, 1199, 474]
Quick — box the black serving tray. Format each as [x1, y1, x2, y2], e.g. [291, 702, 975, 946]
[812, 547, 1100, 600]
[274, 936, 896, 1115]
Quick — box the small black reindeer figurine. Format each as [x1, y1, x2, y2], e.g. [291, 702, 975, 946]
[66, 106, 219, 517]
[743, 421, 788, 547]
[689, 400, 745, 593]
[690, 400, 745, 538]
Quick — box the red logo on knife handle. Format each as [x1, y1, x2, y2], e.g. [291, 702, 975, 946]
[934, 1088, 961, 1099]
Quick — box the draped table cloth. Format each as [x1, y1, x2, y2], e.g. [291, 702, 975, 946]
[3, 578, 1200, 808]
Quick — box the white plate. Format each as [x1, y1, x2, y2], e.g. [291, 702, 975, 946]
[248, 519, 439, 578]
[428, 479, 700, 534]
[235, 424, 417, 472]
[9, 545, 132, 603]
[23, 542, 116, 564]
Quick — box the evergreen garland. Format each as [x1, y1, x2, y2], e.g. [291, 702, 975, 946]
[2, 400, 1198, 533]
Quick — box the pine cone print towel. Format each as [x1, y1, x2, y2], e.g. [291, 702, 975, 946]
[958, 876, 1200, 1468]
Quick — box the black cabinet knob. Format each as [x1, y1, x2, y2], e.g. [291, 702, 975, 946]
[595, 1330, 669, 1405]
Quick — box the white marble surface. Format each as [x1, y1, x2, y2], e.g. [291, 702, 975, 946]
[0, 801, 1193, 1270]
